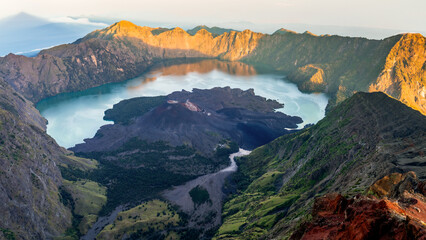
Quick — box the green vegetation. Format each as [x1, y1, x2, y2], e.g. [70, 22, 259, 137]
[104, 96, 167, 124]
[71, 138, 234, 214]
[215, 140, 239, 159]
[215, 93, 411, 239]
[57, 154, 106, 238]
[62, 155, 98, 171]
[0, 228, 16, 240]
[73, 139, 205, 214]
[62, 180, 107, 234]
[189, 186, 211, 206]
[97, 200, 180, 240]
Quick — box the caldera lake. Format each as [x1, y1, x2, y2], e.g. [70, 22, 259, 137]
[36, 59, 329, 148]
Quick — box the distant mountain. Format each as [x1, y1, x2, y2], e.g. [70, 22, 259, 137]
[187, 25, 238, 36]
[0, 20, 424, 116]
[216, 92, 426, 239]
[0, 12, 49, 29]
[0, 12, 104, 56]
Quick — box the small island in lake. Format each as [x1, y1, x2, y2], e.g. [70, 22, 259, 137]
[72, 86, 302, 156]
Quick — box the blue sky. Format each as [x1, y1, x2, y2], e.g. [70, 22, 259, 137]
[1, 0, 426, 33]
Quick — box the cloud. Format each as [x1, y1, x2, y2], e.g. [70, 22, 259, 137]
[14, 45, 58, 55]
[49, 16, 108, 27]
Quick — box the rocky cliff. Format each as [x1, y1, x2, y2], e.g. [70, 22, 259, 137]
[291, 172, 426, 240]
[369, 33, 426, 115]
[214, 92, 426, 239]
[0, 21, 423, 115]
[0, 77, 72, 239]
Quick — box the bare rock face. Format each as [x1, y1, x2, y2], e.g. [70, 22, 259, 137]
[369, 33, 426, 115]
[292, 173, 426, 240]
[0, 78, 72, 239]
[83, 21, 263, 61]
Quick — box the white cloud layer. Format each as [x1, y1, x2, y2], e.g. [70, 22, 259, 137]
[49, 16, 108, 27]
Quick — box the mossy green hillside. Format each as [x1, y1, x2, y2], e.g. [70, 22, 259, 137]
[97, 200, 180, 240]
[62, 180, 107, 234]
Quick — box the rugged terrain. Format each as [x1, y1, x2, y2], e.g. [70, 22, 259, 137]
[215, 92, 426, 239]
[292, 172, 426, 240]
[68, 87, 300, 217]
[0, 20, 425, 240]
[0, 21, 424, 115]
[0, 77, 71, 239]
[0, 76, 111, 239]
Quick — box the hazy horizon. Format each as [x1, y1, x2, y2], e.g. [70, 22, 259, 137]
[1, 11, 425, 41]
[1, 0, 426, 35]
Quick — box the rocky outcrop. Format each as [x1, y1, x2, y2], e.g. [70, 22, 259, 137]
[292, 172, 426, 240]
[0, 77, 71, 239]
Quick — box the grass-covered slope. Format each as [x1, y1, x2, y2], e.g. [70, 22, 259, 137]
[97, 199, 180, 240]
[215, 92, 426, 239]
[62, 179, 107, 235]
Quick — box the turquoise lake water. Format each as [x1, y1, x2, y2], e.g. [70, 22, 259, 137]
[36, 60, 329, 148]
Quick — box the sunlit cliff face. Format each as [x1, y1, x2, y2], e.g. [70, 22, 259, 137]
[85, 21, 264, 61]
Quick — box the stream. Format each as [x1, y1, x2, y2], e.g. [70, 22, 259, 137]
[82, 149, 251, 239]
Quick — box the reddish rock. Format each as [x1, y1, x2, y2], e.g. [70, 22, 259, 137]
[292, 172, 426, 240]
[293, 193, 426, 240]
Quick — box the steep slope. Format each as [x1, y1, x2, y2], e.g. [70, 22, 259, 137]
[80, 21, 262, 61]
[292, 172, 426, 240]
[241, 30, 404, 108]
[369, 33, 426, 114]
[215, 92, 426, 239]
[0, 21, 424, 114]
[0, 77, 72, 239]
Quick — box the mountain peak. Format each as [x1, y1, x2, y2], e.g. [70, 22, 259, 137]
[0, 12, 49, 27]
[303, 30, 317, 36]
[275, 28, 297, 34]
[187, 25, 238, 36]
[171, 27, 186, 32]
[194, 28, 212, 36]
[91, 20, 154, 39]
[114, 20, 137, 28]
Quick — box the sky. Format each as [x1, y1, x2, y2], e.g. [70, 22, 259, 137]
[1, 0, 426, 34]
